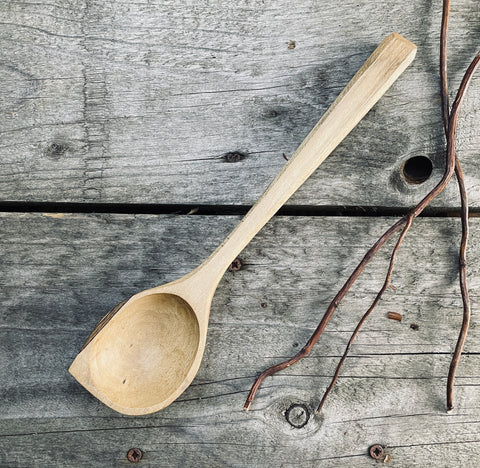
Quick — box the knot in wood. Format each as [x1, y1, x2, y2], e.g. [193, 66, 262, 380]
[44, 141, 69, 159]
[285, 403, 309, 428]
[223, 151, 246, 163]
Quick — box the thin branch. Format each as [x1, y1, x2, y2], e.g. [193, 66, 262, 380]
[242, 218, 407, 411]
[447, 160, 472, 405]
[319, 7, 475, 408]
[244, 30, 480, 413]
[316, 215, 413, 413]
[440, 0, 473, 412]
[440, 0, 451, 133]
[318, 11, 476, 410]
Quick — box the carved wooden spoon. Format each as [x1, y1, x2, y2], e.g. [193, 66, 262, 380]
[70, 33, 416, 415]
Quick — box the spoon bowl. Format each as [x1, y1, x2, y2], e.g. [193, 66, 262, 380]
[89, 293, 199, 410]
[70, 277, 211, 414]
[70, 33, 417, 415]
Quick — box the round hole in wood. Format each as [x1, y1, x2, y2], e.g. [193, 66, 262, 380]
[401, 156, 433, 184]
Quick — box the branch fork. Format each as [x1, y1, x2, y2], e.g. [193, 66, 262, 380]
[245, 0, 479, 414]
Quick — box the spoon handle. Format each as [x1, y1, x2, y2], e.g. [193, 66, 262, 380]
[196, 33, 416, 288]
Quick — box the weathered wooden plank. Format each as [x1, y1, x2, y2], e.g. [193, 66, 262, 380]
[2, 402, 480, 467]
[1, 0, 479, 207]
[1, 212, 480, 466]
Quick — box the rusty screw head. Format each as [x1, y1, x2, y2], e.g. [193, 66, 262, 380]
[127, 448, 143, 463]
[369, 444, 385, 460]
[228, 258, 243, 272]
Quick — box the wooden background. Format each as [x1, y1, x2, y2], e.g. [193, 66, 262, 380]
[1, 0, 480, 466]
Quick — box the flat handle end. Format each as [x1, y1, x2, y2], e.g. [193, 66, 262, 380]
[387, 32, 417, 50]
[381, 33, 417, 65]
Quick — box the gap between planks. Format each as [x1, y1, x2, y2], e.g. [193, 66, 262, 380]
[0, 201, 478, 218]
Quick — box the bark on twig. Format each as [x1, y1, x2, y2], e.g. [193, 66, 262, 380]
[441, 0, 473, 412]
[244, 0, 480, 413]
[316, 215, 413, 414]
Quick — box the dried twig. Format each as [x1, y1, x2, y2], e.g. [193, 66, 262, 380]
[441, 0, 473, 412]
[244, 1, 480, 412]
[317, 215, 413, 413]
[317, 0, 474, 415]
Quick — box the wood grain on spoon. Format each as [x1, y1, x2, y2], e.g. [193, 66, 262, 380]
[69, 33, 417, 415]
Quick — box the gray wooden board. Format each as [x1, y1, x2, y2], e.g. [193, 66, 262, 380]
[1, 212, 480, 466]
[1, 0, 480, 207]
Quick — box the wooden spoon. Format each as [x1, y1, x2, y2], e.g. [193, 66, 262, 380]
[70, 33, 416, 415]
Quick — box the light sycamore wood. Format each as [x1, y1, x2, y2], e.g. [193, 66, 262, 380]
[69, 33, 417, 415]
